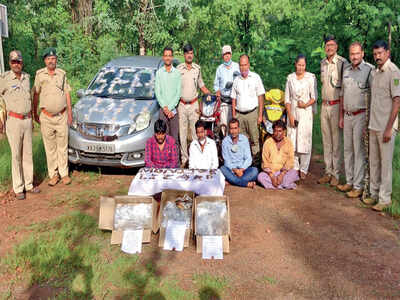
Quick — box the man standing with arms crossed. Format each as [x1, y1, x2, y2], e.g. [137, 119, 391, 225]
[231, 54, 265, 165]
[33, 48, 73, 186]
[318, 35, 348, 187]
[363, 40, 400, 211]
[177, 44, 210, 167]
[155, 46, 181, 154]
[1, 50, 40, 200]
[337, 42, 374, 198]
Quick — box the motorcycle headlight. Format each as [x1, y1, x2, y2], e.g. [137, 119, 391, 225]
[128, 121, 137, 135]
[135, 112, 151, 132]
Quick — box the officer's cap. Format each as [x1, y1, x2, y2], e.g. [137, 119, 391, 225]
[9, 50, 22, 62]
[43, 47, 57, 60]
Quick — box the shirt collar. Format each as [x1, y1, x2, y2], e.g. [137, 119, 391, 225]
[227, 134, 244, 144]
[378, 58, 391, 72]
[162, 65, 176, 73]
[323, 54, 338, 65]
[10, 71, 26, 81]
[239, 71, 254, 80]
[350, 60, 365, 71]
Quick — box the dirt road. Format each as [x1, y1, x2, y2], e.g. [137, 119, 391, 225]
[1, 159, 399, 299]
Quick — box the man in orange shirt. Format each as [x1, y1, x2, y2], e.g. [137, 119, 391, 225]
[257, 120, 299, 189]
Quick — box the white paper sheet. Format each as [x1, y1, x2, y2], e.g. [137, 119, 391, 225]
[202, 236, 223, 259]
[121, 229, 143, 254]
[163, 220, 186, 251]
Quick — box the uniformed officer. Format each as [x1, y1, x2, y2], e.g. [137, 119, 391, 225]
[363, 40, 400, 211]
[0, 50, 40, 199]
[337, 42, 374, 198]
[318, 35, 349, 187]
[33, 48, 73, 186]
[177, 44, 211, 167]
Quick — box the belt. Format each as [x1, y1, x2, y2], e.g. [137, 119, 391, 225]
[237, 107, 257, 115]
[180, 97, 197, 105]
[323, 99, 340, 106]
[8, 111, 32, 120]
[345, 109, 365, 116]
[41, 107, 66, 117]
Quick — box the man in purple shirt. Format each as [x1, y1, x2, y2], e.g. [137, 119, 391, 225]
[145, 119, 179, 168]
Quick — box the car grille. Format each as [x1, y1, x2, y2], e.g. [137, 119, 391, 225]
[78, 151, 123, 160]
[78, 123, 120, 141]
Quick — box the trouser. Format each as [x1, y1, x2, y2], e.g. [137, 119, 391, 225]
[6, 117, 34, 193]
[219, 102, 232, 128]
[294, 152, 311, 174]
[220, 165, 258, 187]
[40, 111, 68, 179]
[343, 112, 366, 190]
[369, 129, 396, 205]
[159, 108, 180, 153]
[178, 101, 199, 164]
[237, 109, 260, 157]
[320, 104, 341, 179]
[257, 169, 299, 190]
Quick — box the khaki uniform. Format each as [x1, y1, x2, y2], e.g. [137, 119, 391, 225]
[34, 67, 71, 179]
[369, 59, 400, 205]
[341, 61, 374, 190]
[177, 63, 204, 164]
[320, 54, 348, 179]
[0, 71, 33, 193]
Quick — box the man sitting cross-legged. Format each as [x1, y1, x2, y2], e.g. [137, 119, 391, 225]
[258, 120, 299, 189]
[220, 118, 258, 188]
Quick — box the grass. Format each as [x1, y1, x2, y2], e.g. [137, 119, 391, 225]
[0, 211, 229, 299]
[0, 128, 47, 190]
[312, 106, 400, 216]
[49, 190, 105, 208]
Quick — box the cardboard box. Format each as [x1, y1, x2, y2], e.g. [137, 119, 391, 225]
[99, 195, 155, 245]
[158, 189, 195, 248]
[194, 195, 230, 253]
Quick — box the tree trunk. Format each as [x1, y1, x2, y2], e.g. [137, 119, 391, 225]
[388, 21, 392, 51]
[137, 0, 149, 56]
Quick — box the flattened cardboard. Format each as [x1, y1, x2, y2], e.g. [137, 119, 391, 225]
[158, 190, 195, 248]
[194, 196, 230, 253]
[98, 195, 155, 245]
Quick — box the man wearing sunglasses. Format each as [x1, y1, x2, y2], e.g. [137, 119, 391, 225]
[0, 50, 40, 200]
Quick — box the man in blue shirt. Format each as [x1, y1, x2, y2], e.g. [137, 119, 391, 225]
[220, 118, 258, 188]
[214, 45, 240, 129]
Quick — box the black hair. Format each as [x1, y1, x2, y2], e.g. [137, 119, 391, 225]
[183, 44, 193, 53]
[295, 54, 307, 64]
[273, 120, 286, 131]
[229, 118, 240, 127]
[195, 120, 206, 130]
[239, 54, 250, 63]
[373, 40, 389, 51]
[154, 119, 167, 134]
[163, 46, 173, 55]
[324, 35, 337, 45]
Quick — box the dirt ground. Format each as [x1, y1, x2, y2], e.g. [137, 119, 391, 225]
[1, 156, 400, 299]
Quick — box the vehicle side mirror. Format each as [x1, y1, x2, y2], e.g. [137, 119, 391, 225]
[77, 89, 86, 98]
[233, 71, 240, 78]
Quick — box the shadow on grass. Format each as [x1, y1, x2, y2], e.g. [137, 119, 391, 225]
[198, 287, 221, 300]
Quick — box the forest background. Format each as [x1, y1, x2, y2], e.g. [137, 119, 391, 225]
[1, 0, 400, 213]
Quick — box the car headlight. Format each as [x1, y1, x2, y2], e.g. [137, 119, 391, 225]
[70, 118, 78, 130]
[135, 112, 151, 132]
[128, 121, 137, 135]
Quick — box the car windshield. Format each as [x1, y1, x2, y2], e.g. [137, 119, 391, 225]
[86, 66, 156, 99]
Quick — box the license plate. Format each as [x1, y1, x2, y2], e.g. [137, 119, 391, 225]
[85, 144, 115, 153]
